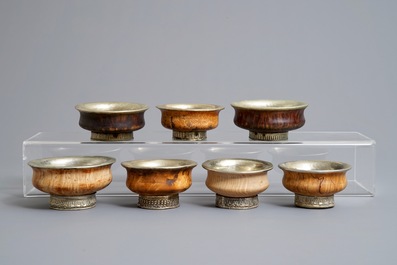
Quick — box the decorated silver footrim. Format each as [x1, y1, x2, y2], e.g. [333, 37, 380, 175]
[295, 194, 335, 209]
[138, 194, 179, 210]
[50, 194, 96, 210]
[173, 131, 207, 141]
[249, 131, 288, 141]
[91, 132, 133, 141]
[215, 194, 259, 210]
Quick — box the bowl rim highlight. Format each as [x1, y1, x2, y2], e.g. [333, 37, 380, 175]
[75, 102, 149, 114]
[121, 159, 197, 170]
[202, 158, 273, 174]
[231, 99, 308, 111]
[278, 160, 351, 174]
[28, 156, 116, 169]
[156, 103, 224, 112]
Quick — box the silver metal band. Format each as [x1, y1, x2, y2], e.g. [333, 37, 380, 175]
[215, 194, 259, 210]
[249, 131, 288, 141]
[49, 194, 96, 210]
[295, 194, 335, 209]
[138, 194, 180, 210]
[91, 132, 133, 141]
[173, 131, 207, 141]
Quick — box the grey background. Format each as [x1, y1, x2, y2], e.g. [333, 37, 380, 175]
[1, 1, 396, 264]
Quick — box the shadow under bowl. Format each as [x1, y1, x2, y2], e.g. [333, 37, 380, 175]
[76, 102, 149, 141]
[231, 99, 308, 141]
[28, 156, 116, 210]
[202, 158, 273, 209]
[121, 159, 197, 209]
[278, 160, 351, 209]
[156, 103, 224, 141]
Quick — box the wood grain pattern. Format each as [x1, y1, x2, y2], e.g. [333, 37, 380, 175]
[78, 112, 146, 133]
[205, 171, 270, 198]
[125, 168, 193, 196]
[233, 109, 306, 133]
[282, 171, 348, 197]
[159, 109, 221, 131]
[32, 166, 113, 196]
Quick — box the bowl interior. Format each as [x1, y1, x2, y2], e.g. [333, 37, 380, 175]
[231, 100, 308, 110]
[156, 104, 224, 111]
[278, 160, 351, 173]
[202, 158, 273, 174]
[75, 102, 149, 113]
[28, 156, 116, 169]
[122, 159, 197, 170]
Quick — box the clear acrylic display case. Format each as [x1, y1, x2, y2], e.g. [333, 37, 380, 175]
[23, 130, 376, 197]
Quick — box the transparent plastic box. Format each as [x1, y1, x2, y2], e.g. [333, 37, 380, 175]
[23, 130, 376, 197]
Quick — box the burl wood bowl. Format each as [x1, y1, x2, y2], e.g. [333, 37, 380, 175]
[156, 103, 224, 140]
[121, 159, 197, 209]
[28, 156, 115, 210]
[202, 158, 273, 209]
[231, 100, 308, 141]
[279, 160, 351, 209]
[76, 102, 149, 141]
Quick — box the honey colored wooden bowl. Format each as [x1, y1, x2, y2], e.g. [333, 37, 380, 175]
[202, 158, 273, 209]
[76, 102, 149, 141]
[231, 100, 308, 141]
[121, 159, 197, 209]
[156, 104, 224, 140]
[28, 156, 115, 210]
[279, 160, 351, 208]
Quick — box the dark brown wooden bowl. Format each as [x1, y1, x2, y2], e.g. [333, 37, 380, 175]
[231, 100, 308, 141]
[76, 102, 149, 141]
[156, 104, 224, 140]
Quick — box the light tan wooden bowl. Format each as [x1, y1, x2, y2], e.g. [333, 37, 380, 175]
[202, 158, 273, 209]
[28, 156, 115, 210]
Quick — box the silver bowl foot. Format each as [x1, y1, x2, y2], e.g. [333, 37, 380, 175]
[215, 194, 259, 209]
[173, 131, 207, 141]
[295, 194, 335, 209]
[50, 194, 96, 210]
[138, 194, 180, 210]
[91, 132, 133, 141]
[249, 131, 288, 141]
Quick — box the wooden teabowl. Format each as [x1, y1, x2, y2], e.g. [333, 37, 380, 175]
[231, 100, 308, 141]
[202, 158, 273, 209]
[75, 102, 149, 141]
[28, 156, 115, 210]
[279, 160, 351, 209]
[121, 159, 197, 209]
[156, 103, 224, 141]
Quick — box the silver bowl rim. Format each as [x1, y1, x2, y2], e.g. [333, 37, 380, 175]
[28, 156, 116, 169]
[75, 102, 149, 114]
[278, 160, 351, 173]
[156, 103, 224, 112]
[121, 159, 198, 170]
[202, 158, 273, 174]
[231, 99, 308, 110]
